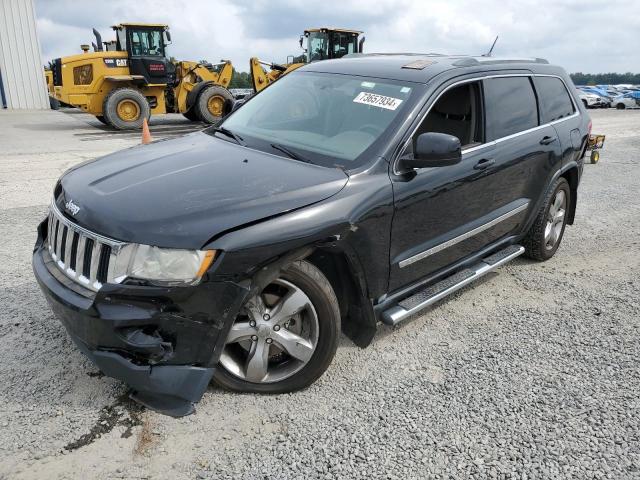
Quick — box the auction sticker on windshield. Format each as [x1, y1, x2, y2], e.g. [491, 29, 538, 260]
[353, 92, 403, 110]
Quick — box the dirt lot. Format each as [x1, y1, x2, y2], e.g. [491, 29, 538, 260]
[0, 108, 638, 479]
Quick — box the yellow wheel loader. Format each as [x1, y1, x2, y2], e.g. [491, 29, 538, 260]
[249, 27, 364, 94]
[48, 23, 234, 129]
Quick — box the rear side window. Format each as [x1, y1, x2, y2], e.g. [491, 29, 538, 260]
[484, 77, 538, 140]
[534, 77, 575, 123]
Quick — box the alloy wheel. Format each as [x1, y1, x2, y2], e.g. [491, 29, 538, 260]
[220, 278, 319, 383]
[544, 189, 566, 250]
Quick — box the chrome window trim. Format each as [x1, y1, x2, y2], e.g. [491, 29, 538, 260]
[393, 73, 580, 175]
[398, 202, 529, 268]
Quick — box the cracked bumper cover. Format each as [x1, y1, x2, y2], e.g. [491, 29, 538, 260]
[32, 241, 249, 417]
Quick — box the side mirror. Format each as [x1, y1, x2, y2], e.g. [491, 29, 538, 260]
[399, 132, 462, 170]
[299, 35, 304, 49]
[165, 30, 172, 42]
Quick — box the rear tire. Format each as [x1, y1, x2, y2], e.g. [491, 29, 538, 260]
[195, 85, 233, 124]
[95, 115, 108, 125]
[616, 103, 625, 110]
[522, 177, 570, 261]
[102, 87, 150, 130]
[214, 260, 340, 393]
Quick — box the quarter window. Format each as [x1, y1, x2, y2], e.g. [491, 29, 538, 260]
[484, 77, 538, 140]
[534, 77, 575, 123]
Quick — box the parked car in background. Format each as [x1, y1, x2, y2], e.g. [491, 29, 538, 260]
[612, 93, 640, 109]
[578, 90, 608, 108]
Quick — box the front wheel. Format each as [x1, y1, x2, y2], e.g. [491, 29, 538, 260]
[522, 177, 570, 261]
[214, 260, 340, 393]
[616, 103, 625, 110]
[194, 85, 233, 124]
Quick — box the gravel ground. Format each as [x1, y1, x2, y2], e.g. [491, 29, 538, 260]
[0, 108, 638, 479]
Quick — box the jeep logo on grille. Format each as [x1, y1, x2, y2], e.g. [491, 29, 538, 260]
[65, 199, 80, 216]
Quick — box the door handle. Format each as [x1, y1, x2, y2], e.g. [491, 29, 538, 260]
[540, 135, 557, 145]
[473, 158, 495, 170]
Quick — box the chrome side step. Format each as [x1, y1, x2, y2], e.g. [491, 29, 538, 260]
[381, 244, 525, 326]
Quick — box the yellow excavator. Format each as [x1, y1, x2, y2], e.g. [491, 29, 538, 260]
[249, 27, 364, 94]
[47, 23, 234, 129]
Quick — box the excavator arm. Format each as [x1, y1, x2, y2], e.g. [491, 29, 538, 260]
[174, 60, 233, 112]
[249, 57, 304, 93]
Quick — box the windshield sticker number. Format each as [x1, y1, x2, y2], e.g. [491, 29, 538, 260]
[354, 92, 403, 110]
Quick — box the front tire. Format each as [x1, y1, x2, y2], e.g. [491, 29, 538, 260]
[214, 260, 340, 393]
[616, 103, 625, 110]
[194, 85, 233, 124]
[522, 177, 570, 261]
[103, 87, 150, 130]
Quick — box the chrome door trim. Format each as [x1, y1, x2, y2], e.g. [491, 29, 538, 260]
[398, 202, 529, 268]
[393, 73, 579, 175]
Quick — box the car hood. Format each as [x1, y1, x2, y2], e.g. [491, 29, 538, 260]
[57, 132, 349, 249]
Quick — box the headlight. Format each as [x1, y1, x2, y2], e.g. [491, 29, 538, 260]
[123, 245, 216, 286]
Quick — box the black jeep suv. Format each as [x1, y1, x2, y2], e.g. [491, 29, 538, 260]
[33, 54, 591, 416]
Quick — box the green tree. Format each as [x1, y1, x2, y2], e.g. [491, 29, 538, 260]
[570, 72, 640, 85]
[229, 69, 252, 89]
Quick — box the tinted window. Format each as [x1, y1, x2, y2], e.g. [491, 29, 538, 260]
[412, 82, 483, 149]
[484, 77, 538, 140]
[534, 77, 575, 123]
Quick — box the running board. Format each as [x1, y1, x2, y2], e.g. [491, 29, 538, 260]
[381, 245, 525, 326]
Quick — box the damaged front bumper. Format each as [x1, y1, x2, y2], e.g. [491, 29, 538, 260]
[32, 237, 249, 417]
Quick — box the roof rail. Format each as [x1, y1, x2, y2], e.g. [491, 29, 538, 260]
[452, 57, 549, 66]
[343, 52, 446, 58]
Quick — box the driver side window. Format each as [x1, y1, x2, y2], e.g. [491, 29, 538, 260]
[410, 82, 484, 153]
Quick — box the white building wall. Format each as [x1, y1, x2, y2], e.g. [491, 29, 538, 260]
[0, 0, 49, 109]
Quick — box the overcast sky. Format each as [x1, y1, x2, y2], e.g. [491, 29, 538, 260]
[35, 0, 639, 73]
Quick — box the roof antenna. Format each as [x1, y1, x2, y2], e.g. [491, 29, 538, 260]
[482, 36, 498, 57]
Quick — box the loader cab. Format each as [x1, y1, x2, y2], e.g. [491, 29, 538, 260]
[111, 23, 174, 85]
[302, 28, 364, 63]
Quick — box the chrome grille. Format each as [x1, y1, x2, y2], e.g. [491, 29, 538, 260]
[46, 203, 128, 292]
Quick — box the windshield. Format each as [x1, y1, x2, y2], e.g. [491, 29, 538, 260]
[217, 72, 416, 168]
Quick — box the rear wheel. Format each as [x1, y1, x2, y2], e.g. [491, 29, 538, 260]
[103, 88, 150, 130]
[214, 260, 340, 393]
[616, 103, 625, 110]
[522, 177, 570, 261]
[195, 85, 233, 124]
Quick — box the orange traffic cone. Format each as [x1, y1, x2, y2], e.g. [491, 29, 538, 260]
[141, 118, 152, 144]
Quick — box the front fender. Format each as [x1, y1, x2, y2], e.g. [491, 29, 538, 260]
[206, 169, 394, 302]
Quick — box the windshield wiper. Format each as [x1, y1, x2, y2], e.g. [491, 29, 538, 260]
[211, 126, 245, 145]
[270, 143, 313, 164]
